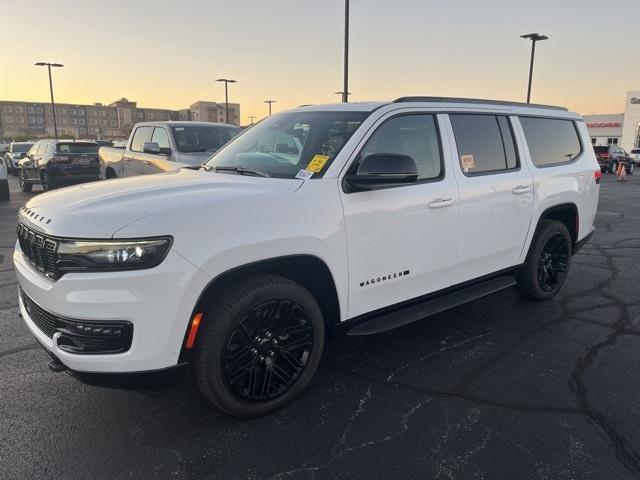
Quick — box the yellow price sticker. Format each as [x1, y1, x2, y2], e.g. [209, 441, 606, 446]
[306, 154, 330, 173]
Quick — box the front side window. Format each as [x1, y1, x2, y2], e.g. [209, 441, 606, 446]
[172, 125, 241, 154]
[206, 111, 368, 178]
[130, 126, 154, 152]
[354, 114, 442, 181]
[151, 127, 170, 151]
[450, 114, 519, 175]
[520, 117, 582, 167]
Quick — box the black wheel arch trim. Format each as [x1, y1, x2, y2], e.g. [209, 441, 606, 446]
[531, 203, 580, 247]
[178, 254, 341, 364]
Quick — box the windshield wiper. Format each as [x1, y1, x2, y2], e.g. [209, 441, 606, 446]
[212, 165, 270, 177]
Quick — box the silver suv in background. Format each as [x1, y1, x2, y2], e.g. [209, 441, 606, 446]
[3, 142, 33, 175]
[99, 121, 241, 179]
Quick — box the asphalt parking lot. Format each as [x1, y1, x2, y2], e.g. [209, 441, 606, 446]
[1, 173, 640, 480]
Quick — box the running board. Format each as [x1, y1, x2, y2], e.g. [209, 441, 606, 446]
[347, 276, 516, 336]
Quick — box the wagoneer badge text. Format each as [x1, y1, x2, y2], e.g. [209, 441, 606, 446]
[360, 270, 410, 287]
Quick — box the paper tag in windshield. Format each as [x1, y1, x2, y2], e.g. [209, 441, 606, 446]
[460, 154, 475, 172]
[306, 154, 330, 173]
[295, 169, 314, 180]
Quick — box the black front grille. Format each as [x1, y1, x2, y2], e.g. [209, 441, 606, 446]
[20, 288, 133, 354]
[17, 222, 60, 280]
[20, 288, 60, 338]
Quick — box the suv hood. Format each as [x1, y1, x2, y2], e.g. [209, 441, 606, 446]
[19, 169, 303, 238]
[176, 151, 216, 165]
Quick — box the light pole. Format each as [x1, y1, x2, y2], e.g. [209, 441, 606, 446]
[342, 0, 350, 103]
[264, 100, 276, 116]
[248, 116, 256, 124]
[35, 62, 63, 140]
[335, 91, 350, 101]
[216, 78, 236, 124]
[520, 33, 549, 104]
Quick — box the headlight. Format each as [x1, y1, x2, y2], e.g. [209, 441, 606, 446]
[56, 237, 172, 273]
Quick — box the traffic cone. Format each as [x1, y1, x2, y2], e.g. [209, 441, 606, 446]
[618, 163, 628, 182]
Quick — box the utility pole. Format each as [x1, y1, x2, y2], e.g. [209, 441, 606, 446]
[342, 0, 350, 103]
[35, 62, 64, 140]
[264, 100, 276, 116]
[520, 33, 549, 103]
[335, 91, 350, 101]
[216, 78, 236, 124]
[248, 116, 256, 124]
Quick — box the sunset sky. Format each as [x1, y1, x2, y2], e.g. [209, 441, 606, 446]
[2, 0, 639, 124]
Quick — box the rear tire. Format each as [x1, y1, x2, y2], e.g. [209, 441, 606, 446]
[194, 274, 325, 417]
[18, 170, 32, 192]
[41, 171, 51, 191]
[610, 161, 618, 174]
[516, 220, 572, 301]
[628, 163, 635, 175]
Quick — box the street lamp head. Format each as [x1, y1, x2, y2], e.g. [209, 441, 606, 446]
[521, 33, 549, 42]
[34, 62, 47, 66]
[264, 100, 276, 103]
[216, 78, 236, 83]
[51, 63, 64, 68]
[34, 62, 64, 67]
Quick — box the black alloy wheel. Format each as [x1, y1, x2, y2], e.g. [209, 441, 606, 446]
[222, 298, 314, 402]
[610, 160, 618, 174]
[537, 233, 569, 292]
[18, 170, 32, 192]
[194, 274, 325, 417]
[41, 171, 50, 191]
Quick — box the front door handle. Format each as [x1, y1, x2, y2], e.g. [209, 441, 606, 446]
[427, 198, 455, 208]
[512, 185, 532, 194]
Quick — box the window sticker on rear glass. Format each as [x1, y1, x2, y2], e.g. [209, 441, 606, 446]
[295, 169, 314, 180]
[175, 127, 184, 131]
[460, 154, 475, 172]
[306, 154, 330, 173]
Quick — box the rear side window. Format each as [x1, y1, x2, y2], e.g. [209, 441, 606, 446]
[450, 114, 519, 175]
[519, 117, 582, 167]
[130, 126, 154, 152]
[151, 127, 170, 151]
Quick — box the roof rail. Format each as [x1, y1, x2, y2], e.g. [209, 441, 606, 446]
[393, 96, 568, 111]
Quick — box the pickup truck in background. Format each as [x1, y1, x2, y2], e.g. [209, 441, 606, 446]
[99, 121, 241, 179]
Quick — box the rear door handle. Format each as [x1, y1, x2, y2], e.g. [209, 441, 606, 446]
[512, 185, 531, 194]
[427, 198, 455, 208]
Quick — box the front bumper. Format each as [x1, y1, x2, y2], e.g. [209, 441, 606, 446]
[14, 243, 210, 374]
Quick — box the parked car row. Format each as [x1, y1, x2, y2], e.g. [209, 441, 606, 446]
[594, 144, 638, 174]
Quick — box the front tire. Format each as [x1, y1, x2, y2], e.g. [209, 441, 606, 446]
[610, 161, 618, 174]
[18, 170, 32, 192]
[516, 220, 572, 301]
[194, 274, 325, 417]
[41, 171, 51, 191]
[627, 163, 635, 175]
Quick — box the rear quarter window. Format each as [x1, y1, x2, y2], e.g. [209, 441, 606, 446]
[519, 117, 582, 167]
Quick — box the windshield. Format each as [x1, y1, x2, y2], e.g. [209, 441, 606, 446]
[171, 125, 240, 153]
[56, 143, 98, 154]
[205, 111, 368, 178]
[12, 143, 32, 153]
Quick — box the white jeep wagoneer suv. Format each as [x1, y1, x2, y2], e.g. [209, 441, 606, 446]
[15, 97, 600, 417]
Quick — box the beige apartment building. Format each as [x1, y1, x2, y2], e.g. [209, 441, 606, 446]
[0, 97, 241, 140]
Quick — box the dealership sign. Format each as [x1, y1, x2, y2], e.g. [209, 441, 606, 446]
[631, 97, 640, 104]
[587, 122, 622, 128]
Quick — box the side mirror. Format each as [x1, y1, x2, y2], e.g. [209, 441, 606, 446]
[142, 142, 160, 154]
[345, 154, 419, 191]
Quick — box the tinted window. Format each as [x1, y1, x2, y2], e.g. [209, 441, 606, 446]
[171, 125, 240, 153]
[358, 114, 442, 181]
[12, 143, 32, 153]
[56, 143, 98, 154]
[519, 117, 582, 166]
[450, 114, 518, 174]
[631, 149, 640, 154]
[130, 126, 154, 152]
[151, 127, 170, 151]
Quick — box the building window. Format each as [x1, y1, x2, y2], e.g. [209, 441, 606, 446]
[90, 119, 98, 126]
[15, 116, 25, 123]
[636, 122, 640, 148]
[36, 107, 43, 114]
[4, 116, 13, 123]
[591, 138, 597, 145]
[3, 106, 12, 113]
[15, 106, 24, 113]
[29, 116, 36, 123]
[37, 117, 44, 124]
[607, 137, 618, 145]
[79, 118, 86, 125]
[28, 106, 35, 114]
[99, 110, 107, 117]
[110, 120, 117, 126]
[89, 110, 97, 116]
